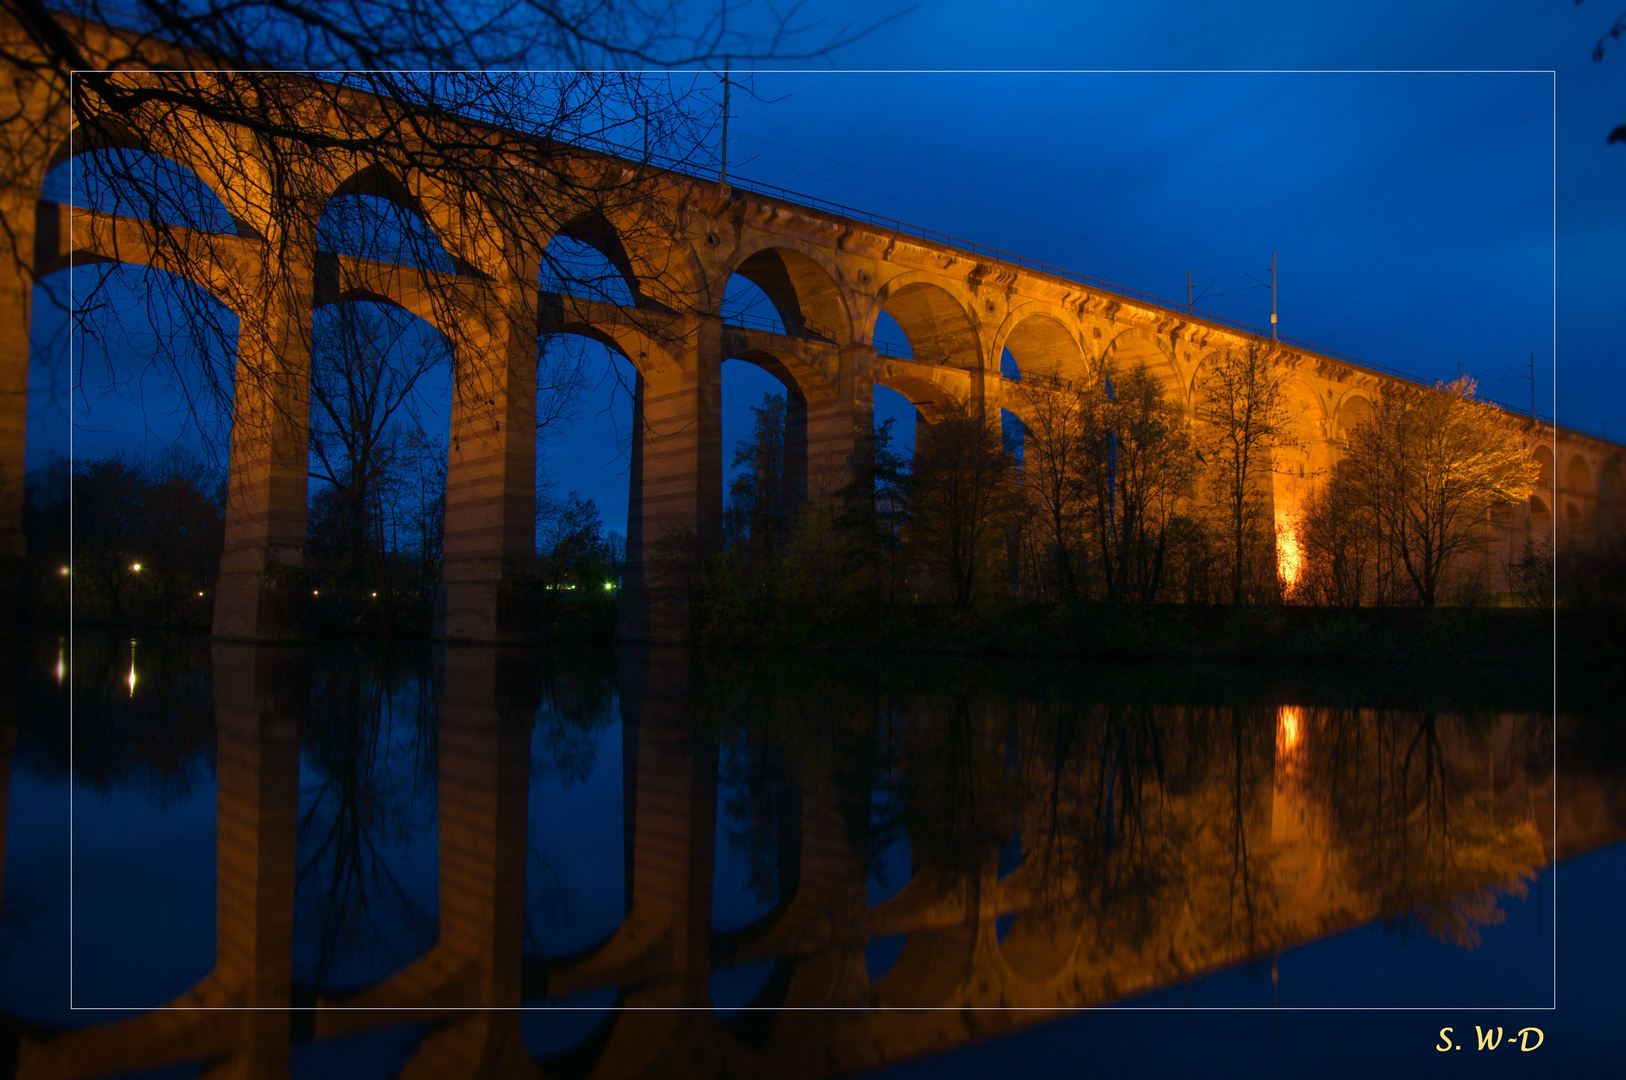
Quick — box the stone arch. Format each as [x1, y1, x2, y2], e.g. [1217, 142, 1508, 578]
[1600, 456, 1625, 550]
[993, 308, 1088, 384]
[1565, 453, 1596, 548]
[1533, 444, 1554, 493]
[1565, 454, 1594, 499]
[588, 199, 709, 313]
[311, 270, 459, 340]
[322, 162, 503, 280]
[1529, 492, 1552, 540]
[718, 240, 850, 343]
[1276, 375, 1331, 515]
[38, 218, 249, 313]
[722, 345, 832, 407]
[870, 275, 982, 367]
[48, 116, 274, 240]
[542, 210, 649, 309]
[538, 300, 682, 381]
[1335, 393, 1374, 442]
[872, 367, 966, 426]
[1107, 326, 1185, 410]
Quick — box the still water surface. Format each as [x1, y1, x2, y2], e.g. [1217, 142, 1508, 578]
[1, 632, 1619, 1076]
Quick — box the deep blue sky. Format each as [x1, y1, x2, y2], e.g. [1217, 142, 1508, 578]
[30, 0, 1623, 537]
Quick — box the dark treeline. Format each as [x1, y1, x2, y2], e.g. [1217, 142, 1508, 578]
[28, 344, 1616, 647]
[696, 355, 1564, 653]
[29, 449, 623, 637]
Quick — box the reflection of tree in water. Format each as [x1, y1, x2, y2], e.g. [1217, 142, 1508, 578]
[1301, 709, 1546, 948]
[1015, 699, 1273, 954]
[716, 694, 805, 911]
[295, 648, 437, 988]
[903, 695, 1019, 882]
[860, 700, 909, 892]
[1187, 705, 1280, 953]
[524, 658, 617, 954]
[697, 655, 903, 903]
[58, 633, 214, 806]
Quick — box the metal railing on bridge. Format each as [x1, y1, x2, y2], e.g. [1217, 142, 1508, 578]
[724, 173, 1557, 429]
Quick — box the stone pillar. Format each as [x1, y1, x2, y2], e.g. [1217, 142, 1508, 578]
[213, 262, 313, 641]
[798, 345, 875, 509]
[615, 318, 722, 644]
[619, 647, 716, 983]
[433, 646, 536, 1007]
[437, 281, 538, 642]
[577, 649, 717, 1077]
[208, 643, 303, 1077]
[0, 185, 35, 625]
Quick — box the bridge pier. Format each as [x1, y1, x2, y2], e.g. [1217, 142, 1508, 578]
[616, 318, 723, 644]
[212, 264, 315, 641]
[0, 185, 37, 629]
[437, 281, 539, 642]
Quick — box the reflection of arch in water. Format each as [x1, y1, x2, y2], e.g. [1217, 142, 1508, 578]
[524, 698, 626, 960]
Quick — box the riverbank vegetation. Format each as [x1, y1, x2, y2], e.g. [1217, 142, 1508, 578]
[29, 352, 1613, 665]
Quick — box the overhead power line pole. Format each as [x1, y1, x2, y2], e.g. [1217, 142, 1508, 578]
[1270, 251, 1277, 340]
[719, 55, 731, 186]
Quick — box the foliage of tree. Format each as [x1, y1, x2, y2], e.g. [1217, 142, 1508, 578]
[1012, 376, 1090, 602]
[905, 394, 1022, 610]
[1296, 461, 1380, 606]
[1078, 363, 1198, 605]
[723, 392, 790, 569]
[67, 450, 224, 624]
[1339, 377, 1537, 607]
[835, 416, 911, 608]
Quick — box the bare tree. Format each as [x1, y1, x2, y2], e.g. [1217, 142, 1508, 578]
[1342, 376, 1537, 607]
[1296, 461, 1378, 606]
[1578, 0, 1626, 142]
[1076, 362, 1197, 605]
[1010, 375, 1089, 602]
[1193, 340, 1297, 605]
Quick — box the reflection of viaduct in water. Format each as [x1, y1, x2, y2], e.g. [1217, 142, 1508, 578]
[3, 14, 1622, 641]
[11, 650, 1610, 1080]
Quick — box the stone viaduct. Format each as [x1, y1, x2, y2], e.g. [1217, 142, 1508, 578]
[1, 13, 1620, 643]
[6, 648, 1583, 1080]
